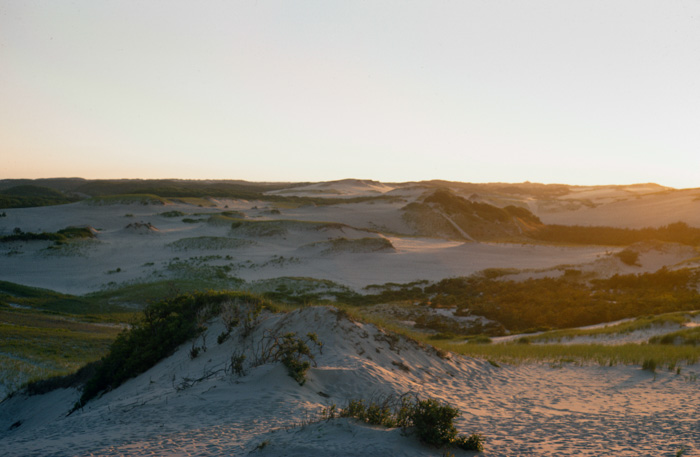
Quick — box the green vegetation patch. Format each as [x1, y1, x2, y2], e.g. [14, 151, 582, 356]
[252, 277, 359, 305]
[311, 237, 395, 254]
[169, 197, 215, 207]
[0, 226, 95, 244]
[159, 210, 186, 218]
[88, 279, 242, 308]
[167, 236, 252, 251]
[85, 194, 169, 206]
[229, 219, 348, 237]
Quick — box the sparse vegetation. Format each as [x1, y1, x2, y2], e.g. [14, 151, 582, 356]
[167, 236, 251, 251]
[267, 332, 322, 385]
[159, 210, 186, 217]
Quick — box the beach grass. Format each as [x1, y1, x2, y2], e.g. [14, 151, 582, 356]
[649, 326, 700, 346]
[440, 340, 700, 369]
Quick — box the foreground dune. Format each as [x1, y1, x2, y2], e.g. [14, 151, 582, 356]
[1, 307, 697, 456]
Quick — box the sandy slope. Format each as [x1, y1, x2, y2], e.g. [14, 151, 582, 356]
[1, 307, 697, 456]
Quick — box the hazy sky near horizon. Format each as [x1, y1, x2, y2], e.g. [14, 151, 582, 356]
[2, 1, 699, 188]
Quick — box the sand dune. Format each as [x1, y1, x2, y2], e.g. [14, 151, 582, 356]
[1, 307, 696, 456]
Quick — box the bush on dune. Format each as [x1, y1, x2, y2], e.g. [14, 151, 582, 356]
[75, 291, 270, 410]
[334, 395, 484, 451]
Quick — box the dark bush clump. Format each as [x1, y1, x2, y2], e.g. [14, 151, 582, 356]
[616, 248, 640, 266]
[411, 398, 459, 446]
[338, 396, 483, 451]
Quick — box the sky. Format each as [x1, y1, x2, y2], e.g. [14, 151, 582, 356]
[1, 1, 699, 188]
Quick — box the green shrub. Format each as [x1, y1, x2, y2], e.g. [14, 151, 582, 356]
[454, 433, 485, 451]
[339, 396, 482, 450]
[411, 398, 459, 446]
[160, 210, 186, 218]
[275, 332, 321, 385]
[217, 331, 230, 344]
[230, 353, 246, 376]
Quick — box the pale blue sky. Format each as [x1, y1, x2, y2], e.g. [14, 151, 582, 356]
[2, 1, 699, 188]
